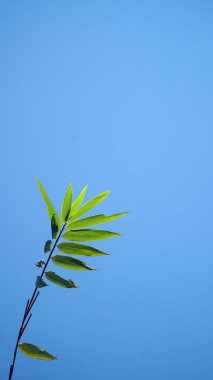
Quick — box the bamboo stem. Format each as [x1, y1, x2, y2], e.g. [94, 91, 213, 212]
[8, 223, 66, 380]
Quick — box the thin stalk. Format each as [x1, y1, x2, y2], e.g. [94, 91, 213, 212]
[8, 223, 66, 380]
[20, 314, 32, 337]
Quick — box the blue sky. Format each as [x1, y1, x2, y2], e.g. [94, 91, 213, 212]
[1, 1, 213, 379]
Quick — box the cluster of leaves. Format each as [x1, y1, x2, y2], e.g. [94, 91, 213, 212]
[18, 179, 127, 361]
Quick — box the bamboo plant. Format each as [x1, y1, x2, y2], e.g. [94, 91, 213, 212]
[8, 179, 127, 379]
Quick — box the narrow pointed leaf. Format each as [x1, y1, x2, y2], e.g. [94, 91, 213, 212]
[51, 215, 59, 239]
[67, 212, 128, 230]
[19, 342, 56, 361]
[35, 276, 48, 288]
[46, 207, 52, 219]
[36, 178, 60, 228]
[63, 229, 120, 242]
[69, 185, 88, 217]
[44, 240, 52, 253]
[52, 254, 95, 270]
[69, 190, 111, 222]
[45, 271, 78, 288]
[57, 242, 108, 256]
[60, 183, 72, 223]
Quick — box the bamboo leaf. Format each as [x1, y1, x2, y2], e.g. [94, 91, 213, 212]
[35, 178, 60, 228]
[51, 215, 59, 239]
[46, 207, 52, 219]
[44, 240, 52, 253]
[36, 276, 48, 288]
[60, 183, 72, 223]
[52, 255, 95, 270]
[67, 212, 128, 230]
[62, 229, 120, 242]
[69, 190, 111, 222]
[69, 185, 88, 217]
[45, 271, 78, 288]
[36, 260, 45, 268]
[19, 342, 56, 361]
[57, 242, 108, 256]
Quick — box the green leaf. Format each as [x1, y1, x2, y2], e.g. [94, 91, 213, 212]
[52, 255, 95, 270]
[35, 178, 60, 228]
[67, 212, 128, 230]
[62, 229, 121, 242]
[36, 276, 48, 288]
[57, 242, 108, 256]
[51, 215, 59, 239]
[60, 183, 72, 223]
[44, 240, 52, 253]
[69, 185, 88, 217]
[69, 190, 111, 222]
[19, 342, 56, 361]
[36, 259, 45, 268]
[45, 271, 78, 288]
[46, 207, 53, 219]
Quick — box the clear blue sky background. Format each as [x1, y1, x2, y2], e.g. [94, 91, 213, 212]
[1, 1, 213, 379]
